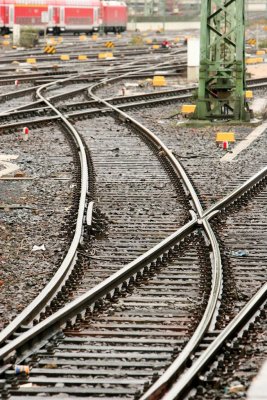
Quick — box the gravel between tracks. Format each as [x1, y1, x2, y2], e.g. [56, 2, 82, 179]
[127, 103, 266, 209]
[0, 83, 33, 96]
[72, 114, 189, 296]
[0, 94, 36, 113]
[0, 123, 76, 329]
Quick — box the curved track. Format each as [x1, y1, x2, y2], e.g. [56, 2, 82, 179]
[0, 48, 189, 340]
[0, 35, 266, 400]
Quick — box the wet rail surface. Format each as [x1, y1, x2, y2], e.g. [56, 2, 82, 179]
[4, 238, 206, 399]
[128, 101, 267, 208]
[0, 43, 216, 396]
[72, 114, 191, 294]
[0, 48, 199, 344]
[0, 122, 80, 330]
[1, 169, 266, 399]
[0, 76, 265, 128]
[182, 187, 267, 400]
[0, 36, 266, 400]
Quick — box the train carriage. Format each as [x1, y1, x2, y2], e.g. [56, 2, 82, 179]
[47, 0, 101, 35]
[0, 0, 101, 34]
[0, 0, 48, 33]
[101, 0, 127, 33]
[0, 0, 127, 35]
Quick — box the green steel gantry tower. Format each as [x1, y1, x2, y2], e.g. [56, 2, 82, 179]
[194, 0, 250, 121]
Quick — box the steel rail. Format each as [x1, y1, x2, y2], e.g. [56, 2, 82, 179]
[3, 68, 265, 116]
[0, 74, 221, 400]
[0, 94, 193, 131]
[0, 57, 264, 399]
[139, 214, 222, 400]
[0, 71, 262, 116]
[0, 49, 161, 64]
[0, 116, 60, 130]
[87, 63, 224, 400]
[203, 166, 267, 218]
[0, 166, 264, 371]
[1, 73, 263, 126]
[88, 75, 203, 217]
[0, 45, 147, 60]
[87, 66, 225, 400]
[0, 70, 70, 80]
[0, 75, 89, 347]
[0, 86, 193, 124]
[0, 51, 185, 346]
[0, 56, 184, 116]
[140, 166, 267, 399]
[64, 87, 195, 109]
[1, 50, 263, 374]
[0, 217, 197, 362]
[161, 282, 267, 400]
[0, 80, 98, 109]
[0, 84, 42, 100]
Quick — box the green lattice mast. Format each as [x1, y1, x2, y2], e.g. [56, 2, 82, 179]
[194, 0, 250, 121]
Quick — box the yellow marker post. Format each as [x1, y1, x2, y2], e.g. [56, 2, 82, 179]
[216, 132, 235, 143]
[256, 50, 265, 55]
[60, 54, 70, 61]
[246, 57, 260, 64]
[153, 76, 166, 87]
[105, 41, 114, 48]
[181, 105, 196, 114]
[26, 58, 36, 64]
[79, 35, 86, 41]
[78, 55, 87, 61]
[246, 38, 256, 46]
[44, 45, 56, 54]
[48, 38, 56, 45]
[245, 90, 253, 99]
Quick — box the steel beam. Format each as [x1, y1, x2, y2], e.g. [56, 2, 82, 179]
[194, 0, 250, 121]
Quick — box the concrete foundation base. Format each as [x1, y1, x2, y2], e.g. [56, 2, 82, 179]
[187, 67, 199, 82]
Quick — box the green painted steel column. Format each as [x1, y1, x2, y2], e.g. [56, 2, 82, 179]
[193, 0, 250, 121]
[196, 0, 210, 119]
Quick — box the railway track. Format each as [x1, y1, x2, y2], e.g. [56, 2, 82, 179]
[0, 168, 265, 398]
[0, 49, 170, 65]
[0, 47, 193, 338]
[0, 35, 266, 399]
[0, 121, 81, 331]
[0, 66, 186, 115]
[0, 77, 266, 129]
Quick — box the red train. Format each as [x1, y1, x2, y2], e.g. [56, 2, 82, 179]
[0, 0, 127, 35]
[101, 1, 127, 34]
